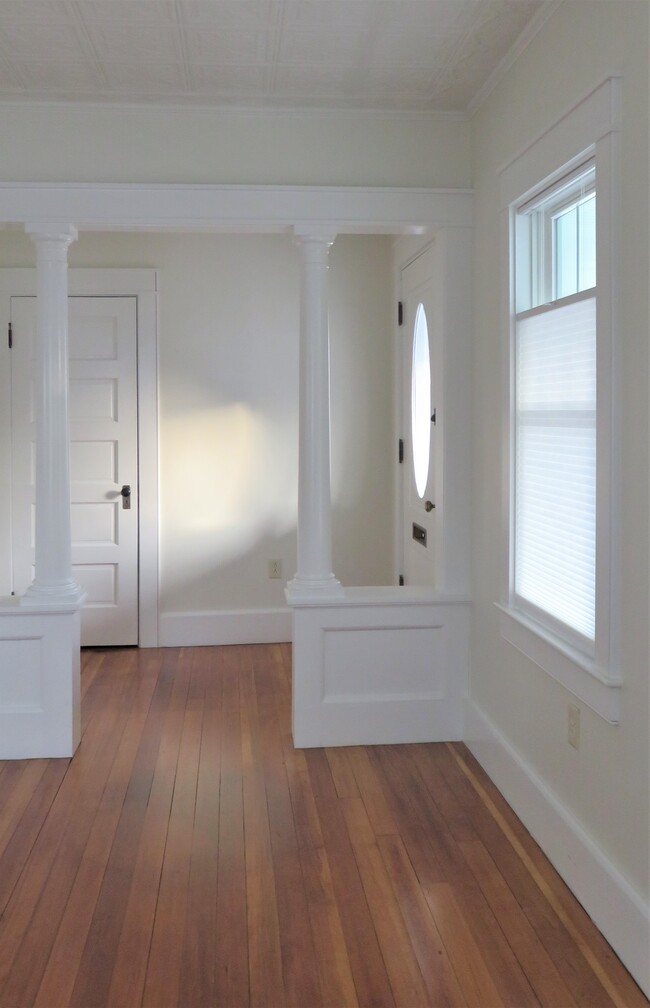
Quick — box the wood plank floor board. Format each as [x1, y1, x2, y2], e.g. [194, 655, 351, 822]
[281, 733, 325, 852]
[253, 658, 322, 1008]
[0, 760, 49, 861]
[141, 658, 204, 1008]
[377, 834, 469, 1008]
[212, 646, 250, 1008]
[33, 649, 162, 1008]
[459, 837, 579, 1008]
[0, 759, 69, 917]
[346, 745, 398, 837]
[399, 747, 541, 1008]
[438, 743, 621, 1008]
[0, 650, 138, 1000]
[349, 832, 431, 1007]
[373, 745, 540, 1008]
[0, 644, 646, 1008]
[304, 748, 397, 1008]
[448, 744, 650, 1008]
[69, 648, 184, 1008]
[326, 747, 361, 799]
[407, 743, 478, 843]
[177, 647, 223, 1008]
[371, 746, 447, 887]
[240, 654, 286, 1008]
[105, 648, 191, 1008]
[422, 880, 507, 1008]
[0, 651, 142, 1006]
[298, 843, 359, 1008]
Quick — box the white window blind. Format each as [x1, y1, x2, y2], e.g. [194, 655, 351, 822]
[514, 294, 596, 647]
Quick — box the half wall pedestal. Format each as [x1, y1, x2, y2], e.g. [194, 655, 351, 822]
[288, 586, 470, 748]
[0, 598, 82, 758]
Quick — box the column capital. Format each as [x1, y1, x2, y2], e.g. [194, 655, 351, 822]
[292, 228, 336, 249]
[25, 223, 78, 246]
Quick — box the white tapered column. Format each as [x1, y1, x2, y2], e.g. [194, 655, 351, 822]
[287, 233, 343, 601]
[22, 224, 83, 607]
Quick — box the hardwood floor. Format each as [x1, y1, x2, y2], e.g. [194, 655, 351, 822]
[0, 643, 646, 1008]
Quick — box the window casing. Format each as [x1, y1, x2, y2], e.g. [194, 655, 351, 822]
[498, 78, 621, 723]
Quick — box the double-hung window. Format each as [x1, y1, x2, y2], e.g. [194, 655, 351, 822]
[499, 78, 621, 722]
[514, 163, 597, 654]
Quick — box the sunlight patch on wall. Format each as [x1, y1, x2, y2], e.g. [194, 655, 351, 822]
[164, 402, 297, 569]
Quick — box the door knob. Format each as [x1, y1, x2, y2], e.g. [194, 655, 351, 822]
[424, 499, 435, 512]
[120, 484, 131, 510]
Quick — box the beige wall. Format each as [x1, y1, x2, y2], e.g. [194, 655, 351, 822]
[0, 104, 470, 188]
[0, 230, 395, 611]
[470, 1, 649, 897]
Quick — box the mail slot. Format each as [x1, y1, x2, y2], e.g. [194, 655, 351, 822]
[412, 522, 427, 546]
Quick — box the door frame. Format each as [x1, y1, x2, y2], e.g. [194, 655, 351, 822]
[0, 268, 159, 647]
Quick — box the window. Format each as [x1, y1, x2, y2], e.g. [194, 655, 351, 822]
[498, 78, 621, 722]
[411, 303, 431, 498]
[513, 163, 597, 655]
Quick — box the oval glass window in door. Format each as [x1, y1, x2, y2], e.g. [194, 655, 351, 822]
[411, 303, 431, 498]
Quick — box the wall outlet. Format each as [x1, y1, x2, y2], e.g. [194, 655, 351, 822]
[268, 559, 283, 579]
[568, 704, 580, 750]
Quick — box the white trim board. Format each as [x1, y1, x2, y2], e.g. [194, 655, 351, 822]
[0, 184, 472, 235]
[160, 608, 291, 647]
[464, 698, 650, 998]
[0, 268, 159, 647]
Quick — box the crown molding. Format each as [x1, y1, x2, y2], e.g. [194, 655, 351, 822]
[0, 96, 469, 121]
[467, 0, 564, 116]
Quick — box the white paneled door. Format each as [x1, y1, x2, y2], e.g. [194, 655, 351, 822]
[10, 296, 138, 645]
[400, 247, 439, 588]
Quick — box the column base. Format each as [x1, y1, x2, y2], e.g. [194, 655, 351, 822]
[285, 575, 344, 605]
[21, 580, 86, 608]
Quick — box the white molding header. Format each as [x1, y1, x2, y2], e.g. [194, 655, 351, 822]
[0, 183, 472, 235]
[499, 77, 621, 207]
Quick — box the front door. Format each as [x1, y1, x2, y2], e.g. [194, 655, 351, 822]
[400, 247, 438, 587]
[10, 296, 139, 645]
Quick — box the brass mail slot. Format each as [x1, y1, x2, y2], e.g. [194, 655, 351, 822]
[412, 523, 427, 546]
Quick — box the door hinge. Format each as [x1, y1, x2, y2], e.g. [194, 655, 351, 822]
[398, 574, 405, 586]
[7, 322, 12, 349]
[398, 437, 404, 464]
[398, 301, 404, 326]
[431, 408, 436, 425]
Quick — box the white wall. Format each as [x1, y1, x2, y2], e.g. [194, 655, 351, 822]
[0, 103, 471, 188]
[470, 0, 648, 913]
[0, 230, 394, 617]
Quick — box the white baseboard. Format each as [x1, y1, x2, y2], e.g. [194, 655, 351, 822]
[159, 608, 292, 647]
[464, 698, 650, 999]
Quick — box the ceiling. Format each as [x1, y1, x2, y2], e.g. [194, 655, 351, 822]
[0, 0, 548, 112]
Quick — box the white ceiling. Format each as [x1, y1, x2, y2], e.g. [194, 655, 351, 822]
[0, 0, 548, 112]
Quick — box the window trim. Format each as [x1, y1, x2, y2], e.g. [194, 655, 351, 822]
[498, 78, 621, 723]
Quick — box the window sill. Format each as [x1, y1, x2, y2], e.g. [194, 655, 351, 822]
[496, 604, 621, 723]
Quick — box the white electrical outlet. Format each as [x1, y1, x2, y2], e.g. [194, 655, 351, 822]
[268, 559, 282, 579]
[568, 704, 580, 750]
